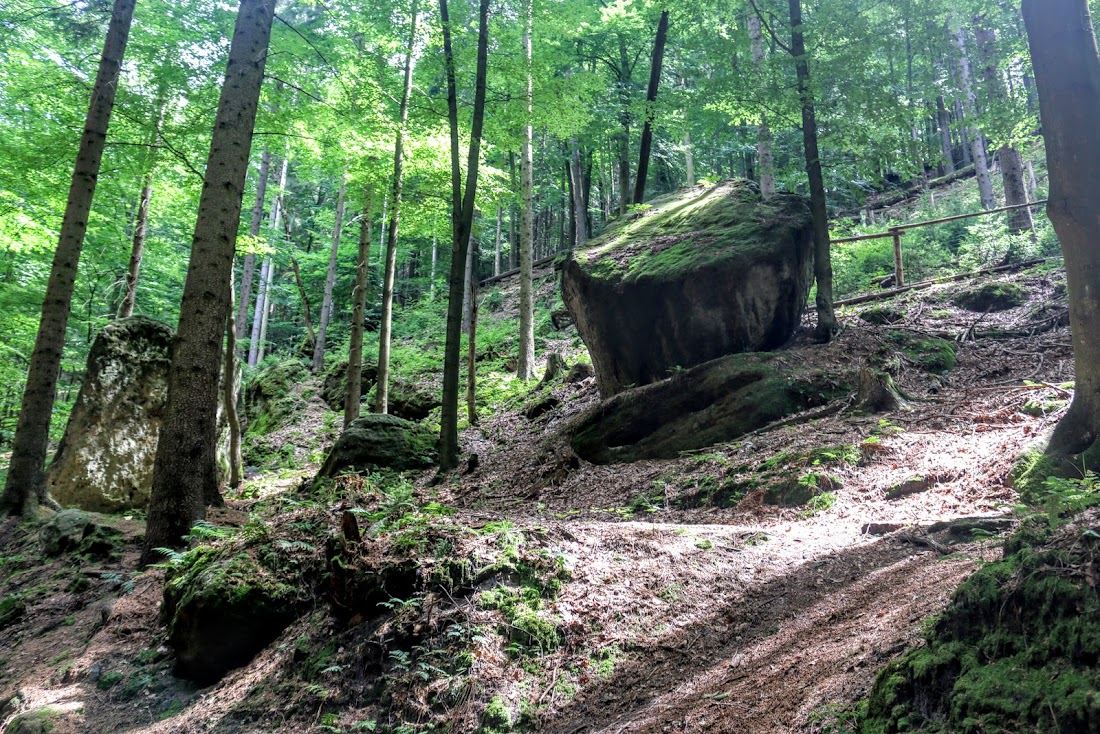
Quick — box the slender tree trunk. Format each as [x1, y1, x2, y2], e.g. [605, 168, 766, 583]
[1000, 145, 1034, 235]
[570, 139, 588, 246]
[430, 230, 438, 300]
[462, 231, 476, 332]
[951, 23, 996, 209]
[683, 128, 695, 186]
[936, 96, 956, 174]
[345, 187, 373, 429]
[2, 0, 135, 518]
[789, 0, 837, 342]
[290, 257, 316, 349]
[1022, 0, 1100, 459]
[224, 272, 242, 490]
[237, 145, 271, 340]
[438, 0, 490, 470]
[466, 236, 479, 426]
[248, 256, 272, 367]
[633, 11, 670, 205]
[313, 180, 345, 371]
[508, 152, 518, 270]
[516, 1, 537, 383]
[747, 6, 775, 198]
[141, 0, 277, 564]
[375, 0, 419, 414]
[493, 205, 502, 277]
[256, 252, 275, 365]
[617, 34, 632, 216]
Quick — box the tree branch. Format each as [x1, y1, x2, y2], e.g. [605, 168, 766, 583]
[748, 0, 793, 55]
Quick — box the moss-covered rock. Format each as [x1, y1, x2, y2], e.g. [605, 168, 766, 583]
[562, 180, 815, 396]
[319, 358, 378, 412]
[953, 282, 1028, 312]
[862, 510, 1100, 733]
[886, 332, 957, 374]
[244, 359, 310, 436]
[571, 352, 849, 464]
[162, 546, 308, 685]
[859, 307, 905, 325]
[365, 378, 441, 421]
[39, 509, 123, 559]
[315, 414, 437, 479]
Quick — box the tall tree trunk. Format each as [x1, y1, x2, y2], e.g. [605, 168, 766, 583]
[632, 11, 669, 205]
[516, 3, 537, 383]
[345, 187, 373, 429]
[789, 0, 837, 342]
[248, 256, 272, 367]
[951, 23, 996, 209]
[430, 229, 438, 299]
[290, 257, 316, 349]
[1022, 0, 1100, 460]
[376, 0, 419, 414]
[935, 96, 956, 174]
[570, 139, 587, 246]
[466, 236, 479, 426]
[256, 259, 275, 364]
[2, 0, 135, 518]
[223, 271, 242, 490]
[508, 152, 518, 270]
[747, 5, 775, 198]
[683, 128, 695, 186]
[438, 0, 491, 470]
[313, 180, 346, 371]
[141, 0, 276, 564]
[237, 145, 271, 340]
[493, 204, 502, 277]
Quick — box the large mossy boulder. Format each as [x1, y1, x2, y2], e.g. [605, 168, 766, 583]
[365, 378, 441, 421]
[571, 353, 848, 464]
[562, 181, 814, 397]
[46, 317, 172, 512]
[952, 281, 1028, 312]
[162, 546, 308, 685]
[320, 358, 378, 412]
[244, 359, 310, 435]
[316, 414, 437, 479]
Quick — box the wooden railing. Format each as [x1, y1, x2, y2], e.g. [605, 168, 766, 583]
[832, 199, 1048, 289]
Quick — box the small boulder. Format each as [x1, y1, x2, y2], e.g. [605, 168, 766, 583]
[39, 509, 122, 559]
[316, 414, 437, 479]
[562, 181, 814, 396]
[953, 282, 1027, 312]
[367, 379, 441, 421]
[319, 358, 378, 412]
[571, 353, 848, 464]
[244, 359, 310, 435]
[46, 317, 172, 512]
[162, 547, 307, 685]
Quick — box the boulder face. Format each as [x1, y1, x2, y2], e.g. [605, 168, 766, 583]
[319, 358, 378, 412]
[562, 181, 814, 397]
[46, 317, 173, 512]
[571, 353, 848, 464]
[316, 414, 438, 479]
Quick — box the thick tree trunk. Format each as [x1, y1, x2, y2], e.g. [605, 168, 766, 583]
[345, 187, 373, 429]
[2, 0, 134, 518]
[237, 145, 271, 340]
[375, 1, 419, 414]
[789, 0, 837, 342]
[1000, 145, 1034, 235]
[1022, 0, 1100, 459]
[951, 24, 996, 209]
[438, 0, 490, 470]
[516, 5, 537, 383]
[632, 11, 669, 205]
[936, 96, 956, 174]
[313, 181, 345, 371]
[747, 6, 775, 198]
[141, 0, 276, 564]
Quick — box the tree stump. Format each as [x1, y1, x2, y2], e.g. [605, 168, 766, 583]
[857, 366, 908, 412]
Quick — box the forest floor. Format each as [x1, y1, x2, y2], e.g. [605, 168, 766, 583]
[0, 260, 1074, 734]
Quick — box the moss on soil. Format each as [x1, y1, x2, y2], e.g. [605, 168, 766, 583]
[574, 180, 810, 284]
[886, 332, 957, 374]
[952, 282, 1028, 312]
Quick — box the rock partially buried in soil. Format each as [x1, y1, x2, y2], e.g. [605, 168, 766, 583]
[571, 353, 849, 464]
[39, 509, 123, 558]
[561, 180, 814, 397]
[952, 281, 1028, 312]
[319, 358, 378, 412]
[316, 414, 437, 480]
[366, 378, 441, 421]
[162, 547, 308, 686]
[244, 359, 311, 436]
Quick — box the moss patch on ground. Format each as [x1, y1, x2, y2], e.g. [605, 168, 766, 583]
[886, 332, 957, 374]
[952, 282, 1028, 312]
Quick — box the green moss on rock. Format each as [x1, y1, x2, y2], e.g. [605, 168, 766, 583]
[315, 414, 438, 479]
[887, 332, 957, 374]
[244, 359, 310, 436]
[953, 282, 1028, 312]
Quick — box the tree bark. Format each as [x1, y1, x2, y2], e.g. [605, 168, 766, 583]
[516, 1, 537, 383]
[493, 204, 502, 277]
[237, 145, 271, 340]
[747, 5, 775, 198]
[248, 155, 287, 367]
[466, 236, 479, 426]
[256, 254, 275, 365]
[313, 180, 345, 371]
[438, 0, 491, 471]
[345, 187, 373, 429]
[632, 11, 669, 205]
[1022, 0, 1100, 459]
[141, 0, 277, 564]
[570, 139, 588, 246]
[789, 0, 837, 342]
[375, 0, 419, 414]
[508, 152, 518, 270]
[951, 23, 996, 209]
[2, 0, 135, 518]
[224, 272, 242, 490]
[936, 96, 956, 174]
[248, 256, 272, 367]
[999, 145, 1034, 236]
[290, 257, 316, 350]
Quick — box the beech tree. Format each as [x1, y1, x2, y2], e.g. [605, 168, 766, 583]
[141, 0, 277, 564]
[2, 0, 135, 518]
[1022, 0, 1100, 462]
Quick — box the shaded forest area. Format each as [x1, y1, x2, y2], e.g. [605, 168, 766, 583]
[4, 0, 1100, 732]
